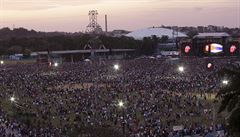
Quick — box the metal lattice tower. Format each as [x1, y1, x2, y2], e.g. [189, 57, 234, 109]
[86, 10, 103, 34]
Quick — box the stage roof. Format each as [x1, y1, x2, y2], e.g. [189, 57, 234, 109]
[194, 32, 230, 38]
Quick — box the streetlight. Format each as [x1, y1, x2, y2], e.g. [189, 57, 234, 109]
[207, 63, 213, 69]
[178, 66, 184, 72]
[222, 80, 229, 85]
[118, 100, 124, 108]
[0, 60, 4, 65]
[10, 97, 16, 102]
[114, 64, 120, 70]
[9, 96, 25, 110]
[117, 100, 126, 136]
[54, 62, 59, 67]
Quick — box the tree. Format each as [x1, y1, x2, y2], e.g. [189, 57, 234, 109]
[217, 66, 240, 136]
[140, 37, 155, 55]
[23, 49, 32, 57]
[160, 35, 169, 43]
[8, 45, 22, 54]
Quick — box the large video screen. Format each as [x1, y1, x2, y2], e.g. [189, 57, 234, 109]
[205, 43, 223, 54]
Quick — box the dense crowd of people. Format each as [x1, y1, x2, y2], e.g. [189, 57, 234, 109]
[0, 57, 238, 137]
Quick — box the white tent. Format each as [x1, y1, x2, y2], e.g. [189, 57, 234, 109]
[126, 27, 187, 40]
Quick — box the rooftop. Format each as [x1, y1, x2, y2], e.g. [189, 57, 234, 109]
[194, 32, 230, 38]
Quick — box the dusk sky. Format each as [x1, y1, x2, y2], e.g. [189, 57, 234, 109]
[0, 0, 239, 32]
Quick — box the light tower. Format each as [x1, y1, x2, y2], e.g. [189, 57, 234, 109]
[86, 10, 103, 34]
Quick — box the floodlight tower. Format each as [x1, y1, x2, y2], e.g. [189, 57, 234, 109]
[86, 10, 103, 34]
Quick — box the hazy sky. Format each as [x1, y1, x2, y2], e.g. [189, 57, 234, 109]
[0, 0, 239, 32]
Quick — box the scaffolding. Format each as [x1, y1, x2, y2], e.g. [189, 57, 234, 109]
[86, 10, 103, 34]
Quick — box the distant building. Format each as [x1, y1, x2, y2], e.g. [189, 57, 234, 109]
[156, 43, 180, 56]
[9, 54, 23, 60]
[157, 43, 178, 51]
[32, 49, 136, 63]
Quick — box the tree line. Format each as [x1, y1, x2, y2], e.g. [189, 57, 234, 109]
[0, 32, 169, 56]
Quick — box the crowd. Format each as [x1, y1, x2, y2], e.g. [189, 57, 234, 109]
[0, 57, 238, 137]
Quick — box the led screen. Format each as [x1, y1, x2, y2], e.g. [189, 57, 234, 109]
[230, 45, 237, 53]
[184, 46, 191, 53]
[209, 43, 223, 54]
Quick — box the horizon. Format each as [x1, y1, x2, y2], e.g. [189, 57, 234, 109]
[0, 0, 239, 32]
[0, 25, 239, 33]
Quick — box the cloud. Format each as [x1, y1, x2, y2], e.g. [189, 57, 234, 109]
[0, 0, 102, 11]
